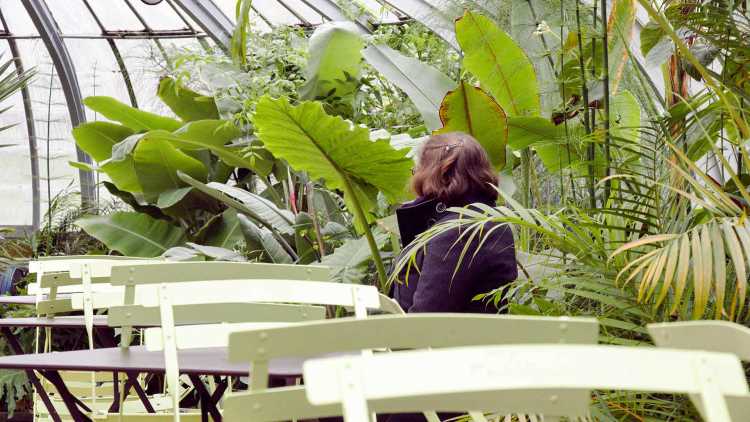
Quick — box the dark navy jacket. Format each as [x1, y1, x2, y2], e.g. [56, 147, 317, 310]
[391, 194, 518, 313]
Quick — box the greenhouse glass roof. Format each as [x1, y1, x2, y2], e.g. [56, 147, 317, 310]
[0, 0, 411, 234]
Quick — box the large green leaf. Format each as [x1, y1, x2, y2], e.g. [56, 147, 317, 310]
[140, 126, 251, 170]
[607, 0, 637, 94]
[363, 44, 456, 131]
[237, 214, 294, 264]
[507, 116, 559, 150]
[456, 11, 540, 117]
[157, 77, 219, 121]
[178, 172, 295, 235]
[83, 96, 182, 132]
[300, 22, 363, 101]
[201, 209, 244, 249]
[132, 134, 208, 201]
[72, 122, 134, 161]
[610, 90, 641, 145]
[76, 212, 186, 257]
[436, 81, 508, 169]
[321, 231, 388, 283]
[253, 96, 413, 221]
[171, 120, 241, 150]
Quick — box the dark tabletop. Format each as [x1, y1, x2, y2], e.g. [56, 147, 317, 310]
[0, 294, 71, 306]
[0, 316, 109, 328]
[0, 346, 324, 377]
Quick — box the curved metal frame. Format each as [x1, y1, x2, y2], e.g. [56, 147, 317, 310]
[21, 0, 96, 208]
[172, 0, 233, 50]
[0, 10, 40, 230]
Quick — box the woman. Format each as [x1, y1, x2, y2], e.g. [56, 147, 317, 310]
[392, 132, 517, 313]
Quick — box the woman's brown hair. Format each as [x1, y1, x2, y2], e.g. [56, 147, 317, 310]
[411, 132, 498, 205]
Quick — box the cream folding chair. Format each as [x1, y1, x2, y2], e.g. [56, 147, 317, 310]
[304, 344, 748, 422]
[74, 261, 389, 421]
[648, 320, 750, 420]
[28, 257, 162, 421]
[223, 314, 599, 422]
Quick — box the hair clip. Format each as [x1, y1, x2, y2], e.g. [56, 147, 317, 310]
[444, 143, 461, 151]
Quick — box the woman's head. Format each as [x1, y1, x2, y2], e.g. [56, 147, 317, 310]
[411, 132, 498, 205]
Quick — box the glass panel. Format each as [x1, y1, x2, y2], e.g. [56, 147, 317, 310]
[115, 38, 174, 115]
[360, 0, 400, 23]
[45, 0, 100, 35]
[280, 0, 325, 25]
[214, 0, 239, 23]
[254, 0, 301, 26]
[0, 0, 38, 36]
[86, 0, 144, 31]
[65, 39, 134, 119]
[16, 38, 81, 224]
[129, 0, 188, 31]
[0, 43, 33, 226]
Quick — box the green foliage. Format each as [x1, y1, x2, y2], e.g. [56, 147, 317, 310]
[83, 96, 182, 132]
[157, 77, 219, 121]
[253, 96, 413, 222]
[362, 44, 456, 131]
[75, 212, 186, 257]
[456, 10, 540, 117]
[300, 22, 364, 103]
[436, 81, 508, 169]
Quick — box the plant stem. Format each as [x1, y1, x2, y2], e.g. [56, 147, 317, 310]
[575, 0, 595, 208]
[600, 0, 612, 202]
[306, 182, 326, 257]
[341, 174, 388, 290]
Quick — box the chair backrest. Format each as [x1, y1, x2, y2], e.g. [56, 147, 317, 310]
[28, 257, 163, 350]
[648, 320, 750, 420]
[303, 344, 748, 422]
[100, 262, 379, 422]
[648, 320, 750, 361]
[222, 314, 598, 422]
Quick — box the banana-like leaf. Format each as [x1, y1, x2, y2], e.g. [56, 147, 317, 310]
[253, 96, 413, 226]
[143, 125, 251, 169]
[322, 231, 389, 284]
[178, 172, 295, 235]
[132, 134, 208, 202]
[300, 22, 363, 101]
[157, 77, 219, 121]
[606, 0, 636, 95]
[170, 120, 241, 150]
[102, 181, 169, 222]
[73, 121, 142, 192]
[72, 121, 134, 161]
[456, 10, 540, 117]
[507, 116, 558, 150]
[76, 212, 186, 257]
[200, 209, 245, 249]
[83, 96, 182, 132]
[238, 214, 294, 264]
[363, 44, 456, 131]
[610, 90, 641, 145]
[436, 81, 508, 169]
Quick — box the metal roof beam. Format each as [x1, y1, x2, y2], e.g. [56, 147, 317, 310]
[172, 0, 233, 51]
[22, 0, 96, 209]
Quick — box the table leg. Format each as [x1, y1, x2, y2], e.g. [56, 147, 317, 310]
[0, 327, 62, 422]
[39, 370, 92, 422]
[125, 371, 156, 413]
[188, 375, 222, 422]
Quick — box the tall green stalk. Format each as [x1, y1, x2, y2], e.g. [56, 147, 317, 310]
[575, 0, 595, 208]
[341, 174, 388, 290]
[600, 0, 612, 201]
